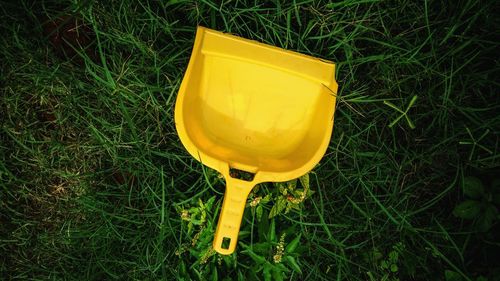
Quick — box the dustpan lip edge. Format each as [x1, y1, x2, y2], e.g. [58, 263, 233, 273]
[198, 25, 336, 66]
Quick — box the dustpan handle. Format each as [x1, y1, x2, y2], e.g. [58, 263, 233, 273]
[213, 177, 254, 255]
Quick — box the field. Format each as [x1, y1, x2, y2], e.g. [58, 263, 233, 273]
[1, 0, 499, 280]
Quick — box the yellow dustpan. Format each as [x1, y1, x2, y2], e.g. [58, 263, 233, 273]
[174, 26, 337, 255]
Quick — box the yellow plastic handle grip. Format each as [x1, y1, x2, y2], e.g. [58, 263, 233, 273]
[213, 177, 254, 255]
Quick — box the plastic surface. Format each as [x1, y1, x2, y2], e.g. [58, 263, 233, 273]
[174, 26, 338, 254]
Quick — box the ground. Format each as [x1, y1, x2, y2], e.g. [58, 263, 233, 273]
[0, 0, 499, 280]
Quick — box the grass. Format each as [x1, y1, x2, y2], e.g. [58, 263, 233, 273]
[1, 0, 499, 280]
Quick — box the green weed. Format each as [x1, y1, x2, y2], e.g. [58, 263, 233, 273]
[453, 176, 499, 232]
